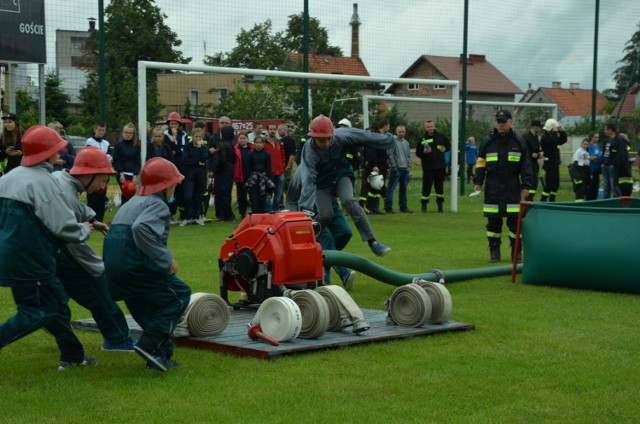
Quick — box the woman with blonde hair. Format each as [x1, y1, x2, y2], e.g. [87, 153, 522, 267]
[112, 123, 141, 204]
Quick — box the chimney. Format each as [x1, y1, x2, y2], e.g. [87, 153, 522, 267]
[468, 54, 486, 64]
[350, 3, 361, 58]
[552, 81, 562, 89]
[569, 82, 580, 90]
[88, 17, 96, 31]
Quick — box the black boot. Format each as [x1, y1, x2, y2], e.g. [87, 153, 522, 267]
[509, 237, 522, 263]
[421, 202, 427, 213]
[437, 203, 444, 213]
[488, 238, 501, 263]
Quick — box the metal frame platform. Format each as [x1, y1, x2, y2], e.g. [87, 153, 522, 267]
[73, 309, 474, 359]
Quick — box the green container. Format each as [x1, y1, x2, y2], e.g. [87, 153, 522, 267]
[522, 198, 640, 293]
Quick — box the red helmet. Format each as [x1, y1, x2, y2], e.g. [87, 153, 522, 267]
[120, 179, 137, 201]
[139, 157, 184, 195]
[307, 114, 335, 138]
[166, 111, 182, 124]
[21, 125, 68, 167]
[69, 146, 116, 175]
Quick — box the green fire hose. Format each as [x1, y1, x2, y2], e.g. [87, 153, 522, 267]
[323, 250, 522, 287]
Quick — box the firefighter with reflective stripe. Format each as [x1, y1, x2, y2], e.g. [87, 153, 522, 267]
[540, 118, 568, 201]
[603, 124, 633, 197]
[568, 139, 591, 201]
[416, 119, 450, 213]
[473, 110, 533, 263]
[522, 119, 543, 201]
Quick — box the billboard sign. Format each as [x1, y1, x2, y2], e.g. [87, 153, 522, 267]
[0, 0, 46, 63]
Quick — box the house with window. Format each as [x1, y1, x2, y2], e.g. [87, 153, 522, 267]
[384, 54, 522, 123]
[156, 73, 240, 118]
[521, 81, 609, 128]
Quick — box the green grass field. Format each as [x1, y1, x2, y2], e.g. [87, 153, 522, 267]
[1, 176, 638, 423]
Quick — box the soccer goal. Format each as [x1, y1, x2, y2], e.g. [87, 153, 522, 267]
[137, 61, 460, 210]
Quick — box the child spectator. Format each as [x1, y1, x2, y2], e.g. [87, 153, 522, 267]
[569, 139, 591, 201]
[233, 131, 253, 219]
[53, 147, 134, 352]
[245, 136, 274, 214]
[180, 127, 209, 226]
[464, 136, 479, 184]
[0, 125, 95, 370]
[112, 123, 141, 205]
[103, 157, 191, 372]
[212, 125, 236, 222]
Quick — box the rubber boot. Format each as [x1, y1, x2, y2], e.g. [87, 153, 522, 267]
[549, 194, 556, 202]
[437, 203, 444, 213]
[421, 202, 427, 213]
[509, 237, 522, 263]
[488, 237, 501, 263]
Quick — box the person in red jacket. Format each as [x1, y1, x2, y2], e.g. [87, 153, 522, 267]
[263, 123, 285, 212]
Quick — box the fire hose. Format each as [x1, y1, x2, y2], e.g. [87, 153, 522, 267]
[177, 293, 230, 336]
[250, 297, 302, 342]
[288, 290, 330, 339]
[386, 280, 453, 327]
[315, 285, 370, 334]
[323, 250, 522, 286]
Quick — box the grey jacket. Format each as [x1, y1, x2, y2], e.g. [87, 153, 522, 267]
[299, 128, 394, 211]
[53, 170, 104, 277]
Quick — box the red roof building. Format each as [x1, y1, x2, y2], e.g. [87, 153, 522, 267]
[385, 54, 522, 97]
[284, 53, 371, 76]
[524, 82, 608, 121]
[612, 84, 640, 117]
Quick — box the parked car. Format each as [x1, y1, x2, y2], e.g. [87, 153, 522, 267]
[66, 135, 87, 151]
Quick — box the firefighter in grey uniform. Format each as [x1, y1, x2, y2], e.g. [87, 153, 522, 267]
[0, 125, 96, 370]
[473, 110, 533, 263]
[53, 147, 134, 352]
[104, 157, 191, 372]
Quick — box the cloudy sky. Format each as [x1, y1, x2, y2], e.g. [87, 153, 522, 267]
[40, 0, 638, 93]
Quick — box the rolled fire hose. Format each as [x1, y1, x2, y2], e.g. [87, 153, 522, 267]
[177, 292, 230, 336]
[289, 290, 330, 339]
[251, 297, 302, 342]
[387, 284, 432, 327]
[415, 279, 453, 324]
[315, 285, 370, 334]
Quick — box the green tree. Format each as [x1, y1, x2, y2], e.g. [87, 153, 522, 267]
[282, 13, 343, 56]
[611, 22, 640, 100]
[205, 20, 286, 70]
[79, 0, 189, 130]
[215, 82, 293, 120]
[44, 71, 71, 126]
[15, 88, 38, 128]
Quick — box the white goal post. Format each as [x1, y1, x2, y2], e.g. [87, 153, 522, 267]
[137, 61, 460, 211]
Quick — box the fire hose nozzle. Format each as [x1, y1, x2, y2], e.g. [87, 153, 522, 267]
[247, 324, 280, 346]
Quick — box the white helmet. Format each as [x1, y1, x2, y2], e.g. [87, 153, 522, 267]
[338, 118, 352, 128]
[543, 118, 559, 131]
[368, 171, 384, 190]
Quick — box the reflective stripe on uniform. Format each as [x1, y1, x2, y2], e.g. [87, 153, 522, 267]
[506, 204, 519, 213]
[507, 151, 521, 162]
[486, 153, 498, 162]
[483, 204, 499, 213]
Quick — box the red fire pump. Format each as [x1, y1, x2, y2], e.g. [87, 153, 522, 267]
[219, 212, 324, 307]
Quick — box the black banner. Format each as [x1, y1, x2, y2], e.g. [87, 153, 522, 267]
[0, 0, 46, 63]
